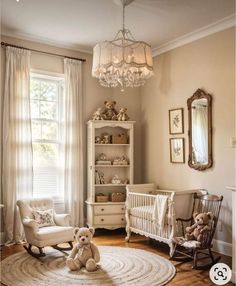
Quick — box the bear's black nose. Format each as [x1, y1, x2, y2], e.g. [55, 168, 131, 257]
[81, 238, 85, 241]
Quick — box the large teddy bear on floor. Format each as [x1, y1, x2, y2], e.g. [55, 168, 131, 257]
[66, 227, 100, 272]
[185, 212, 213, 242]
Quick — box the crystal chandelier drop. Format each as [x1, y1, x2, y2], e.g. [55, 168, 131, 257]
[92, 0, 154, 91]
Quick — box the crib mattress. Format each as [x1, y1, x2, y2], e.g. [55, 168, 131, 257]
[130, 205, 154, 221]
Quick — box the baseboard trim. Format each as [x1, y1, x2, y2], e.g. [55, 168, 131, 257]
[232, 271, 236, 284]
[0, 232, 5, 245]
[213, 239, 232, 257]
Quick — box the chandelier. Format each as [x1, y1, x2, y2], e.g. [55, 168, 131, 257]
[92, 0, 154, 91]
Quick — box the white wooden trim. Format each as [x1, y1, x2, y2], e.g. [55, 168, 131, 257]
[31, 69, 64, 80]
[153, 14, 236, 56]
[2, 14, 235, 57]
[212, 239, 232, 257]
[1, 30, 92, 55]
[0, 232, 5, 245]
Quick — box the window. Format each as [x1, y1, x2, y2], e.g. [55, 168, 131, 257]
[30, 73, 64, 199]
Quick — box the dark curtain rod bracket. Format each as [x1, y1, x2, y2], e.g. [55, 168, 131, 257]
[1, 41, 86, 62]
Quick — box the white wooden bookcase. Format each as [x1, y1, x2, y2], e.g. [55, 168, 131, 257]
[86, 120, 135, 229]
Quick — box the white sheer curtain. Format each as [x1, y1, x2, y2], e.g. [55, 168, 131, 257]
[64, 58, 84, 227]
[2, 47, 33, 243]
[192, 106, 208, 164]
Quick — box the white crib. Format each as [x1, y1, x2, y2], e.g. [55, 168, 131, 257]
[125, 184, 207, 256]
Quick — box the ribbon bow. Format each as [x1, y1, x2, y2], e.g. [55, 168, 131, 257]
[77, 244, 90, 256]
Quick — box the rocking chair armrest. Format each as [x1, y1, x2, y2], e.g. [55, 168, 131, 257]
[22, 218, 39, 231]
[54, 213, 71, 226]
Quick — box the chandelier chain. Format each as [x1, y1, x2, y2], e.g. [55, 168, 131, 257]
[122, 2, 125, 32]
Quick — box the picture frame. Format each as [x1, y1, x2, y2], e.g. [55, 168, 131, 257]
[170, 138, 185, 163]
[169, 108, 184, 134]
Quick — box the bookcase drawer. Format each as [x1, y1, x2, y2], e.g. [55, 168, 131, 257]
[94, 214, 125, 225]
[94, 204, 125, 215]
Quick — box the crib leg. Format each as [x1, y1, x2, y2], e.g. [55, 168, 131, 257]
[125, 209, 131, 242]
[125, 226, 131, 242]
[169, 242, 175, 257]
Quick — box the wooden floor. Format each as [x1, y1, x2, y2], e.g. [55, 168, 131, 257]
[1, 229, 234, 286]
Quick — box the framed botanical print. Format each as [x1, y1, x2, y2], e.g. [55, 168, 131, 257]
[169, 108, 184, 134]
[170, 138, 185, 163]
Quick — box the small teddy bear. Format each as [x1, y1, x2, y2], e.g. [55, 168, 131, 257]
[117, 107, 129, 121]
[66, 227, 100, 272]
[102, 101, 118, 120]
[92, 107, 104, 120]
[185, 212, 213, 242]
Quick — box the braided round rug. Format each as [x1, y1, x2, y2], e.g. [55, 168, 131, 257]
[1, 246, 175, 286]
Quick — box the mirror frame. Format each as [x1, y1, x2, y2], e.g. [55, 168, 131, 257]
[187, 88, 213, 171]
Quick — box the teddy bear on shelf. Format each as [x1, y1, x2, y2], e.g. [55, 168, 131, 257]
[66, 227, 100, 272]
[102, 101, 118, 120]
[92, 107, 104, 120]
[117, 107, 129, 121]
[185, 212, 213, 243]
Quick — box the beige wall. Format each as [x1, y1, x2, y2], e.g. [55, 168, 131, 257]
[1, 28, 235, 245]
[141, 28, 235, 244]
[0, 36, 142, 208]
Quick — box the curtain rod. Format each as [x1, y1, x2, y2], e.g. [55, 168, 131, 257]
[1, 42, 86, 62]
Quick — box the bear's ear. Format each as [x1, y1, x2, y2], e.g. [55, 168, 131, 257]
[207, 212, 213, 220]
[73, 227, 80, 236]
[113, 101, 116, 105]
[89, 227, 95, 236]
[104, 101, 107, 105]
[193, 212, 199, 219]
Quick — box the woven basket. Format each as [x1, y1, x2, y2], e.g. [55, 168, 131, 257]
[110, 192, 126, 202]
[96, 194, 109, 202]
[112, 134, 127, 144]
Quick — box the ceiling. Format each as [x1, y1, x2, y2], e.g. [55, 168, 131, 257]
[1, 0, 235, 54]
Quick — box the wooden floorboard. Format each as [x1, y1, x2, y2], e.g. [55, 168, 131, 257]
[0, 229, 234, 286]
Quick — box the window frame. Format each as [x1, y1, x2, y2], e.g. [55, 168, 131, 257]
[30, 70, 65, 201]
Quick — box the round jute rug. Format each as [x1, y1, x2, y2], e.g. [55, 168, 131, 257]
[1, 246, 176, 286]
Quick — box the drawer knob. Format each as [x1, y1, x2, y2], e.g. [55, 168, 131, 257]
[121, 208, 124, 211]
[101, 208, 104, 211]
[101, 218, 104, 222]
[121, 218, 124, 221]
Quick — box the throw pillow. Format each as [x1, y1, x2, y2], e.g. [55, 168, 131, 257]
[32, 208, 55, 227]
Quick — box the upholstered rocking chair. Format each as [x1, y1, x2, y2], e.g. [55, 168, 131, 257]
[171, 193, 223, 269]
[17, 198, 74, 258]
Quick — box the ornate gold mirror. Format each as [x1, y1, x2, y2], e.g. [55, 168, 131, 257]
[187, 89, 212, 170]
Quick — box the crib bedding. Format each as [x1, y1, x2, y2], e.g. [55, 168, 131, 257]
[130, 205, 173, 226]
[130, 205, 154, 220]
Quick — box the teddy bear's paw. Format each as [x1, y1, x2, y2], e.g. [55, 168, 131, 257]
[86, 258, 97, 272]
[66, 259, 80, 271]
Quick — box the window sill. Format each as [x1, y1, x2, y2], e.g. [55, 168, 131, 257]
[52, 197, 64, 205]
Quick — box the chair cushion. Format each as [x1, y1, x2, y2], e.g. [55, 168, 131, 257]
[32, 209, 55, 227]
[35, 226, 74, 242]
[172, 236, 201, 248]
[182, 240, 201, 248]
